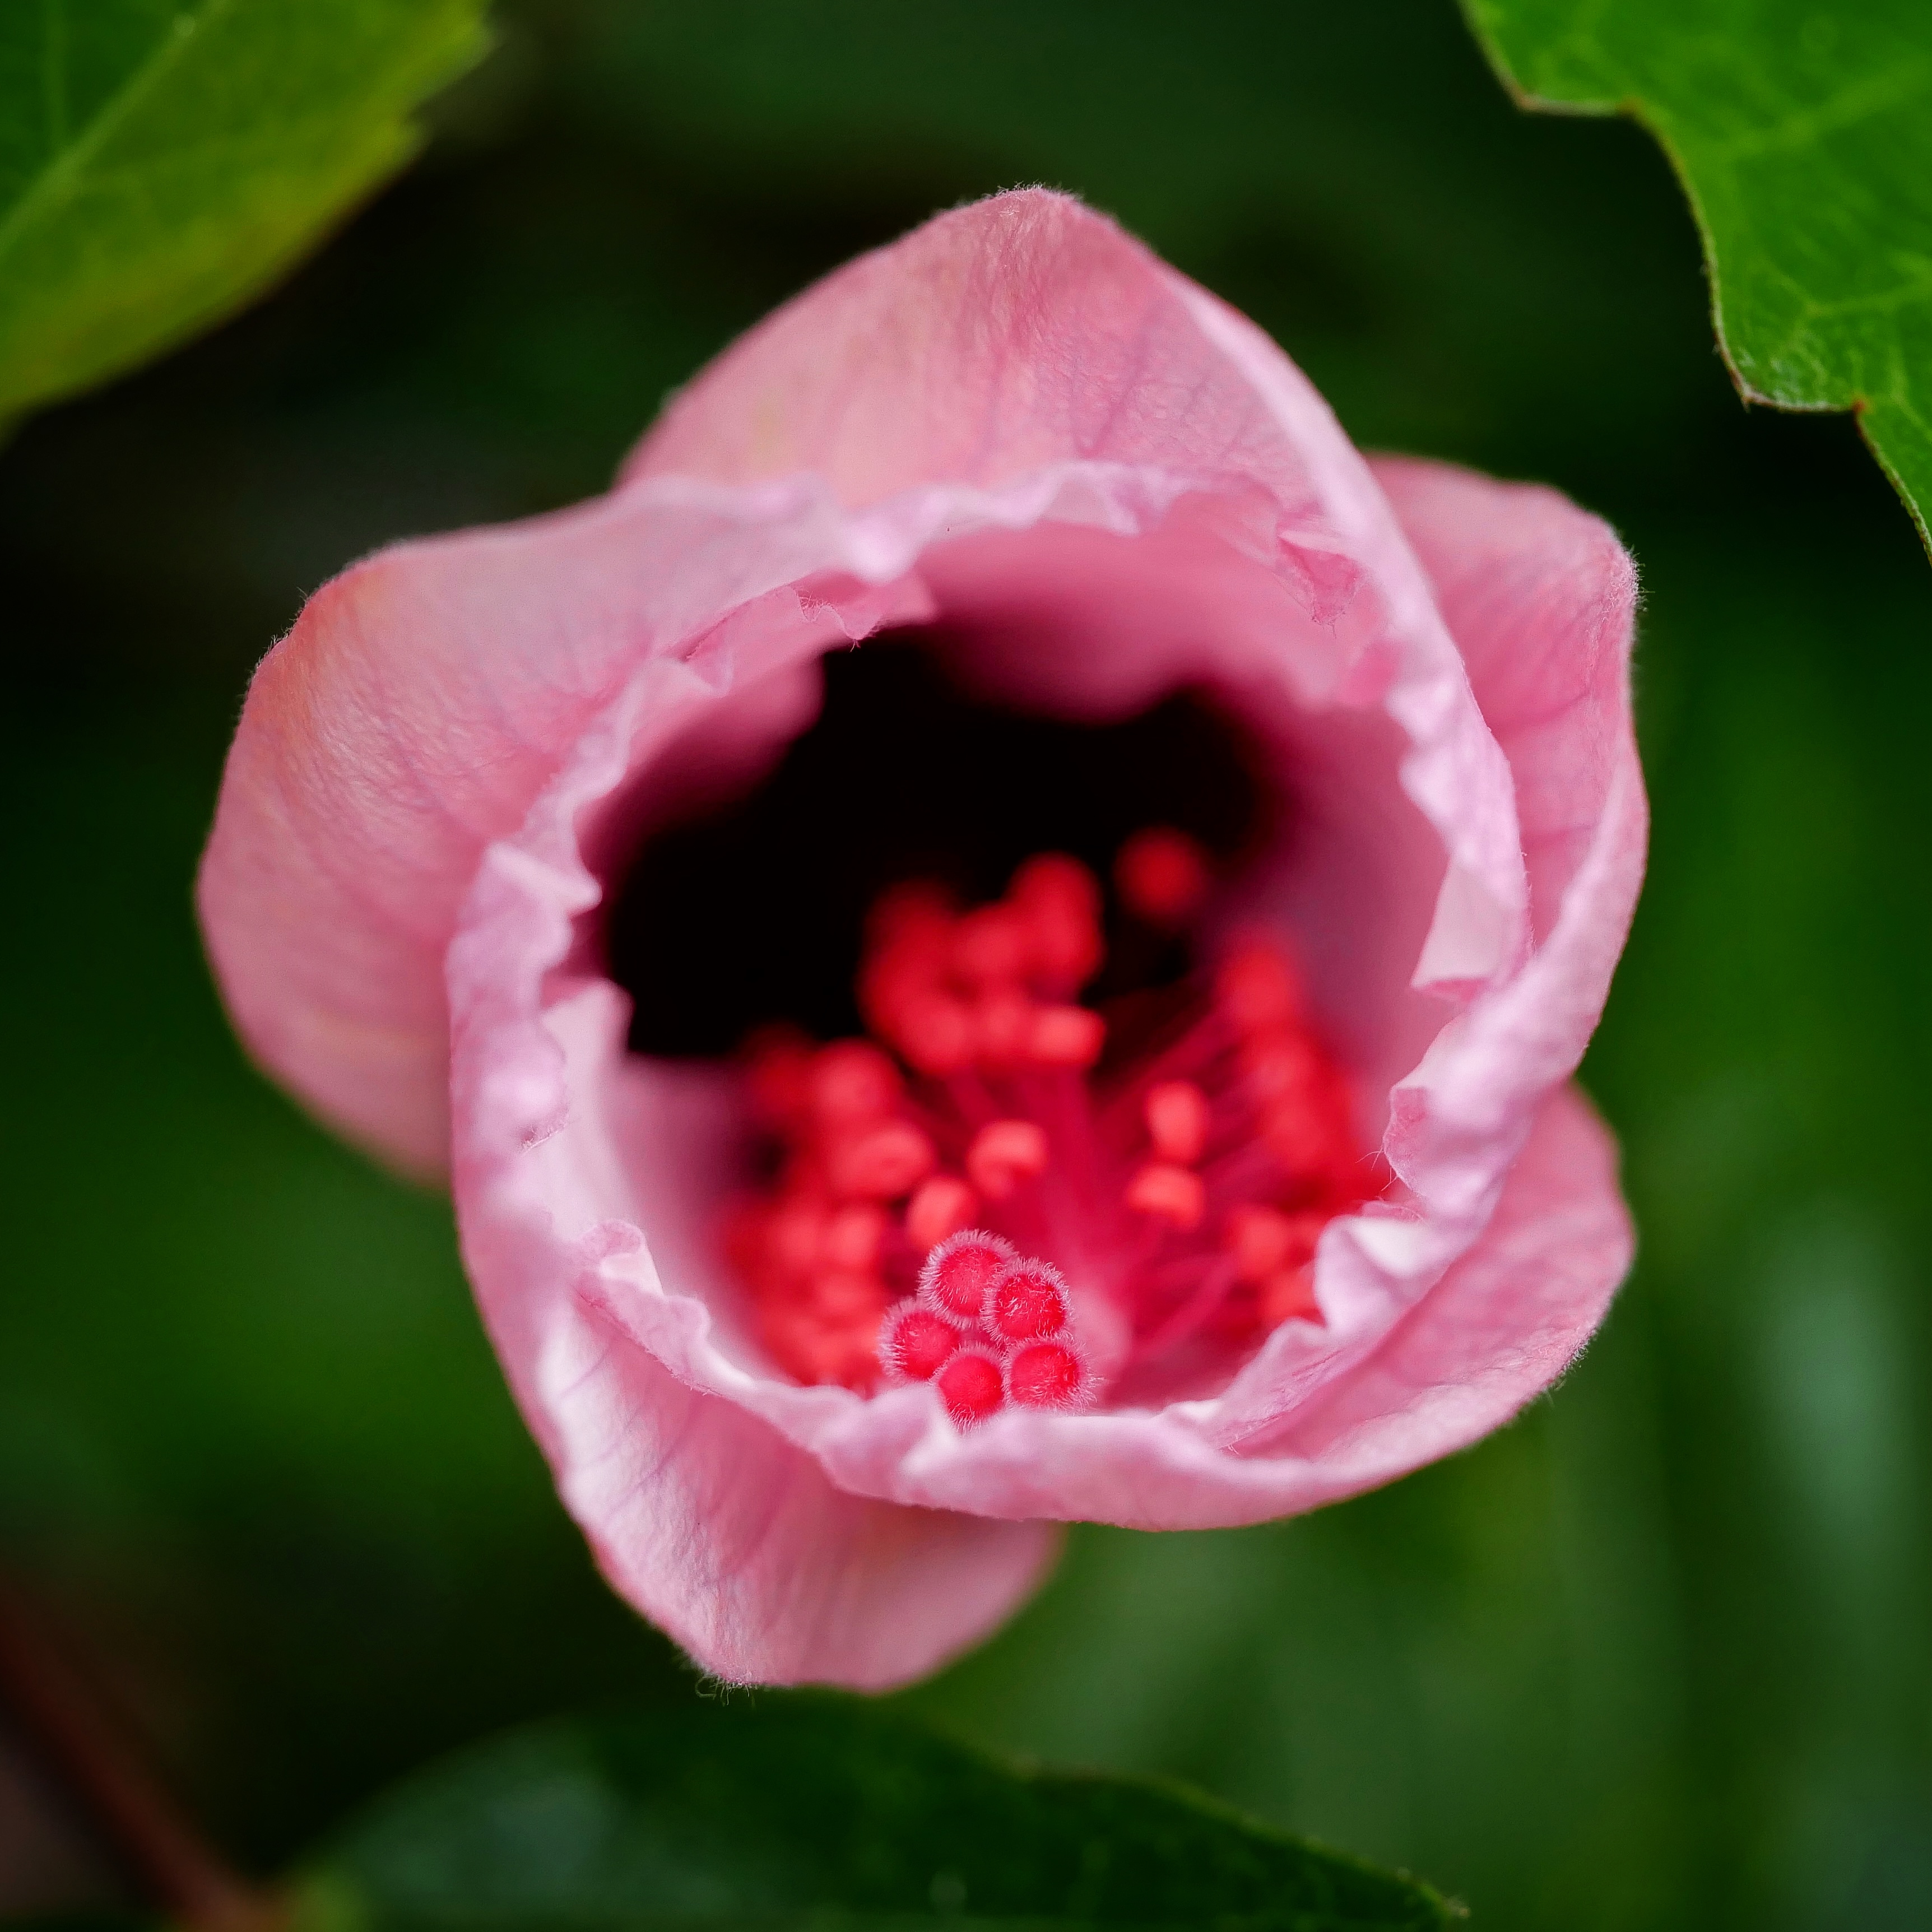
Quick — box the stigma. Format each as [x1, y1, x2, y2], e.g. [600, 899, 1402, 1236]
[722, 830, 1377, 1425]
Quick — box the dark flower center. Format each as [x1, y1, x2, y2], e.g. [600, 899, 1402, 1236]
[602, 634, 1383, 1418]
[605, 634, 1266, 1055]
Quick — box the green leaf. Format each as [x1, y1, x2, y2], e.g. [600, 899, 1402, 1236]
[1462, 0, 1932, 552]
[0, 0, 490, 420]
[294, 1697, 1455, 1931]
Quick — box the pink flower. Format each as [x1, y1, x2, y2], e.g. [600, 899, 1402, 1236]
[197, 190, 1644, 1688]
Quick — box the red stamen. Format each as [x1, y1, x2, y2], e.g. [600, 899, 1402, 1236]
[1030, 1004, 1105, 1067]
[1125, 1162, 1206, 1230]
[921, 1229, 1015, 1323]
[882, 1305, 964, 1381]
[809, 1267, 888, 1323]
[867, 880, 956, 951]
[726, 825, 1376, 1404]
[1145, 1079, 1209, 1164]
[967, 1119, 1049, 1199]
[936, 1349, 1005, 1427]
[952, 904, 1031, 986]
[1008, 1341, 1085, 1409]
[744, 1025, 815, 1127]
[821, 1203, 885, 1271]
[988, 1260, 1069, 1343]
[767, 1304, 883, 1392]
[891, 992, 975, 1075]
[1225, 1202, 1316, 1281]
[1116, 826, 1210, 926]
[826, 1120, 935, 1200]
[1218, 940, 1303, 1031]
[972, 991, 1037, 1066]
[809, 1039, 901, 1126]
[766, 1197, 825, 1276]
[1241, 1028, 1320, 1100]
[1010, 853, 1103, 987]
[1259, 1098, 1340, 1185]
[905, 1174, 977, 1252]
[1258, 1264, 1322, 1326]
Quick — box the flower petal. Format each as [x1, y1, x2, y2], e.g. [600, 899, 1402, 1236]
[1234, 1083, 1629, 1494]
[1195, 456, 1644, 1441]
[196, 478, 933, 1174]
[815, 1084, 1629, 1527]
[1367, 456, 1647, 1221]
[542, 1030, 1625, 1534]
[626, 186, 1382, 513]
[627, 187, 1529, 984]
[1369, 454, 1644, 945]
[448, 825, 1058, 1686]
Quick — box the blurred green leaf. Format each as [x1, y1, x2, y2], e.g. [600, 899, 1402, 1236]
[1464, 0, 1932, 551]
[0, 0, 490, 421]
[295, 1698, 1453, 1932]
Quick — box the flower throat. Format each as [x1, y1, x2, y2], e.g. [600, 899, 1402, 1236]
[725, 826, 1381, 1425]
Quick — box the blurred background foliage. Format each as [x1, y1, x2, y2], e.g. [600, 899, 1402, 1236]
[3, 2, 1930, 1928]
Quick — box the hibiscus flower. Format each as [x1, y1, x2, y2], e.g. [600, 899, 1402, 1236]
[198, 189, 1645, 1687]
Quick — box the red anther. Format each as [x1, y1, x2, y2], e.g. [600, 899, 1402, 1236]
[809, 1267, 889, 1323]
[858, 888, 954, 1043]
[890, 991, 975, 1074]
[1218, 940, 1303, 1032]
[936, 1349, 1006, 1427]
[1116, 826, 1211, 927]
[826, 1120, 935, 1200]
[865, 880, 956, 955]
[728, 846, 1366, 1399]
[767, 1197, 827, 1277]
[1224, 1202, 1320, 1283]
[1258, 1263, 1322, 1327]
[951, 903, 1031, 986]
[809, 1039, 900, 1127]
[742, 1024, 815, 1127]
[821, 1204, 885, 1272]
[921, 1229, 1016, 1322]
[1240, 1028, 1321, 1103]
[881, 1303, 964, 1382]
[1007, 1341, 1084, 1409]
[972, 991, 1037, 1066]
[857, 941, 933, 1028]
[1145, 1079, 1210, 1164]
[967, 1120, 1050, 1199]
[1010, 853, 1104, 986]
[1261, 1095, 1344, 1182]
[1125, 1162, 1206, 1230]
[765, 1304, 882, 1392]
[988, 1261, 1068, 1343]
[1029, 1004, 1105, 1068]
[905, 1174, 977, 1252]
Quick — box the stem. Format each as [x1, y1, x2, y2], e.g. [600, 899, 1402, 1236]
[0, 1575, 280, 1932]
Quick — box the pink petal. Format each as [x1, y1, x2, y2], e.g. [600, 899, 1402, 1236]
[1369, 455, 1645, 947]
[626, 186, 1397, 512]
[475, 951, 1623, 1533]
[1239, 1084, 1629, 1494]
[438, 440, 1636, 1548]
[1367, 457, 1647, 1225]
[795, 1081, 1625, 1529]
[458, 1033, 1058, 1686]
[633, 185, 1534, 1143]
[196, 480, 935, 1173]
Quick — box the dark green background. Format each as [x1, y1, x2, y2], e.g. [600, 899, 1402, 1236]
[4, 3, 1929, 1928]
